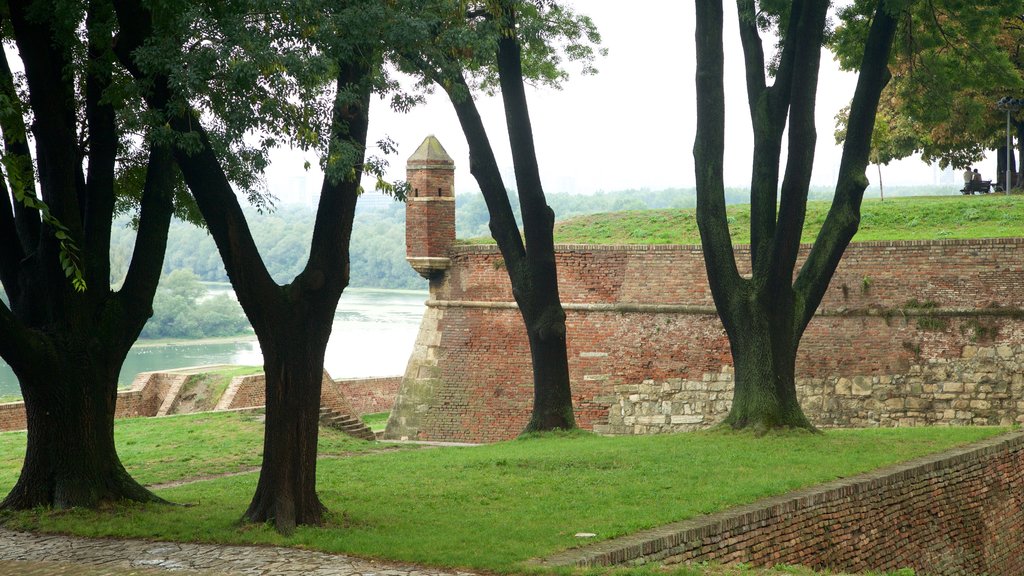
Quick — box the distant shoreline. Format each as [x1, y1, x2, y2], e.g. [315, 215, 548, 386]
[132, 334, 258, 348]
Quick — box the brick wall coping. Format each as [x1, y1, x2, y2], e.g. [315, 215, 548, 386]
[453, 236, 1024, 255]
[426, 298, 1024, 318]
[531, 430, 1024, 568]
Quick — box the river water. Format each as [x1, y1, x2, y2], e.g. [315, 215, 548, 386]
[0, 287, 426, 398]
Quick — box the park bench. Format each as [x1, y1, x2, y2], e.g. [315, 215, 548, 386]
[960, 180, 992, 195]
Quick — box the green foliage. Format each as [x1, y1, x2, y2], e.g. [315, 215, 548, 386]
[139, 270, 251, 340]
[832, 2, 1024, 169]
[0, 425, 1004, 571]
[388, 0, 605, 97]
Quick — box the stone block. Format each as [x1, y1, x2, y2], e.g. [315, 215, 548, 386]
[852, 376, 872, 396]
[835, 378, 852, 396]
[884, 398, 905, 410]
[670, 415, 704, 424]
[942, 382, 964, 393]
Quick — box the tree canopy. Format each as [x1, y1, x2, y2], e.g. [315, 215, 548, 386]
[832, 2, 1024, 171]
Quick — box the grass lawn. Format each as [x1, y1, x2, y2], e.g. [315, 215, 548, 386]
[0, 410, 399, 491]
[0, 417, 1008, 574]
[543, 194, 1024, 246]
[361, 411, 390, 432]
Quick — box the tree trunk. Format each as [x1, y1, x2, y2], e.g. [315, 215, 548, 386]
[877, 163, 884, 201]
[2, 354, 161, 509]
[720, 304, 812, 433]
[521, 301, 574, 433]
[242, 318, 330, 534]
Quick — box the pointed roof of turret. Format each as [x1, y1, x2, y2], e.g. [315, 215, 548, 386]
[408, 135, 454, 165]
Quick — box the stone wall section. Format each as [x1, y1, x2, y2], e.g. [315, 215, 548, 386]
[0, 371, 402, 432]
[537, 432, 1024, 576]
[387, 239, 1024, 442]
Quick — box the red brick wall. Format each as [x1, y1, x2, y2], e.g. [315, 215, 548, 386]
[397, 239, 1024, 442]
[548, 432, 1024, 575]
[335, 376, 401, 415]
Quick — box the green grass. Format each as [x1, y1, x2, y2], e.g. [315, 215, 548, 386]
[361, 411, 390, 432]
[0, 423, 1007, 573]
[175, 366, 264, 413]
[542, 195, 1024, 245]
[0, 410, 393, 491]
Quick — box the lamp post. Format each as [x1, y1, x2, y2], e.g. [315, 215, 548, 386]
[996, 97, 1024, 194]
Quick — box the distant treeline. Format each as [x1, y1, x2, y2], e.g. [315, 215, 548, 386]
[108, 185, 955, 290]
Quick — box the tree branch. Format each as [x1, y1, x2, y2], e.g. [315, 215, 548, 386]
[794, 0, 898, 331]
[114, 142, 175, 345]
[303, 62, 371, 296]
[0, 181, 22, 298]
[736, 0, 778, 276]
[112, 0, 279, 319]
[444, 70, 527, 275]
[694, 0, 742, 319]
[0, 45, 40, 252]
[83, 0, 118, 290]
[769, 1, 829, 294]
[8, 0, 84, 230]
[494, 2, 555, 274]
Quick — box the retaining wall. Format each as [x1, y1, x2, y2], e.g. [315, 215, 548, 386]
[385, 239, 1024, 442]
[0, 370, 401, 432]
[537, 432, 1024, 576]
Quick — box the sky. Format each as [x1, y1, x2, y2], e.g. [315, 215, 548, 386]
[266, 1, 956, 205]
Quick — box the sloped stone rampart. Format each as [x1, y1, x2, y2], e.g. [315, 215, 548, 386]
[386, 239, 1024, 442]
[535, 432, 1024, 575]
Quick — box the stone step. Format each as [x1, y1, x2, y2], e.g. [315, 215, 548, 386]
[318, 406, 375, 440]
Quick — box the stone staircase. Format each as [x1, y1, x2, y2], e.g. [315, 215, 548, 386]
[319, 406, 375, 440]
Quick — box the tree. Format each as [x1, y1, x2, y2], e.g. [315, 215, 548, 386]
[0, 0, 178, 508]
[692, 1, 899, 432]
[833, 7, 1024, 184]
[113, 0, 388, 532]
[392, 0, 603, 433]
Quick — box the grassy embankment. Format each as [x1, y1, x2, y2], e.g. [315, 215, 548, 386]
[461, 194, 1024, 245]
[0, 411, 1009, 574]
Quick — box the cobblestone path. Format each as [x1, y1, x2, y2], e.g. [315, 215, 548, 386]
[0, 529, 476, 576]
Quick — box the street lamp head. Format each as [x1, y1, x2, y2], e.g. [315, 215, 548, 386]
[996, 96, 1024, 111]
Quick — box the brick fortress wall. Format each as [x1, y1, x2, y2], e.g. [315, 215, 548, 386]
[385, 238, 1024, 442]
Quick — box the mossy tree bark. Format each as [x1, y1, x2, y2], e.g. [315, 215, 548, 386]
[411, 1, 575, 434]
[114, 0, 371, 533]
[0, 0, 174, 509]
[694, 1, 898, 432]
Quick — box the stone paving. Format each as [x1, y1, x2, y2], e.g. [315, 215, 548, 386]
[0, 529, 477, 576]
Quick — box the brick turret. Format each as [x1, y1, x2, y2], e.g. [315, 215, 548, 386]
[405, 135, 456, 279]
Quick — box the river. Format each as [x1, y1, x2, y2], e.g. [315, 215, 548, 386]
[0, 287, 426, 399]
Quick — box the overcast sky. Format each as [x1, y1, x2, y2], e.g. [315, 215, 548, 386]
[268, 1, 953, 204]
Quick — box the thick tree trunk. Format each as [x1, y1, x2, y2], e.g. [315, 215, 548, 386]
[2, 355, 161, 509]
[721, 308, 813, 433]
[242, 320, 329, 534]
[521, 301, 574, 433]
